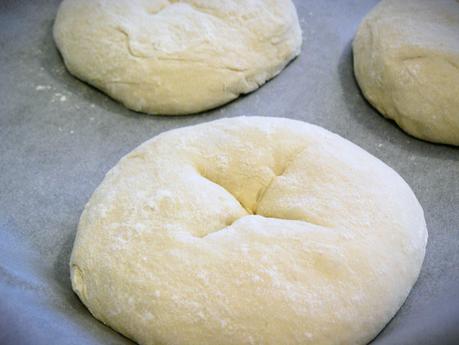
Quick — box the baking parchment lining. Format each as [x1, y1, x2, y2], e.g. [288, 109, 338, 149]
[1, 1, 458, 344]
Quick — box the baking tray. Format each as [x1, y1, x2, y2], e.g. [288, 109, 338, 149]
[0, 1, 458, 344]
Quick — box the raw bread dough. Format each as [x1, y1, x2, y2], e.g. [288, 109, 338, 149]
[353, 0, 459, 146]
[71, 117, 427, 345]
[53, 0, 302, 115]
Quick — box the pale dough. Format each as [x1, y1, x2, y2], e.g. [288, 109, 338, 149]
[53, 0, 302, 115]
[353, 0, 459, 146]
[71, 116, 427, 345]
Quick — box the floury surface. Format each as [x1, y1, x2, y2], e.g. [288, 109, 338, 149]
[0, 0, 458, 344]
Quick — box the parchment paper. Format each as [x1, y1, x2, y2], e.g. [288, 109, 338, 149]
[1, 0, 458, 344]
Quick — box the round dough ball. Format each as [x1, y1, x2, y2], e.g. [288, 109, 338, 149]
[71, 117, 427, 345]
[53, 0, 302, 115]
[353, 0, 459, 146]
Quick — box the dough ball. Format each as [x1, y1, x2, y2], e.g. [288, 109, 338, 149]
[353, 0, 459, 146]
[70, 117, 427, 345]
[53, 0, 302, 115]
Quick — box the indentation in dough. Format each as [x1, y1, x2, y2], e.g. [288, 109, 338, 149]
[274, 147, 307, 176]
[146, 0, 173, 15]
[71, 265, 87, 300]
[199, 170, 253, 216]
[115, 26, 142, 58]
[126, 151, 146, 161]
[195, 146, 318, 237]
[254, 175, 276, 209]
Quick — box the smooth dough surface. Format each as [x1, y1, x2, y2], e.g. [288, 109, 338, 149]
[71, 117, 427, 345]
[353, 0, 459, 146]
[53, 0, 302, 115]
